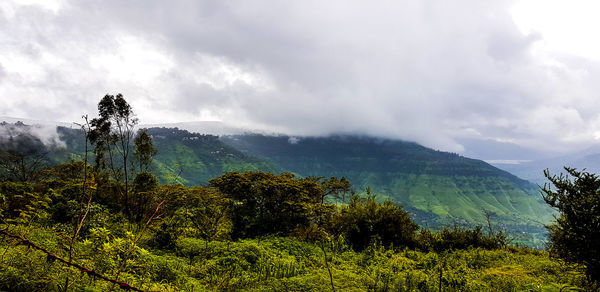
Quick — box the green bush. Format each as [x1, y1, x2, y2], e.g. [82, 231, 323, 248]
[333, 194, 419, 251]
[417, 226, 506, 252]
[210, 171, 326, 239]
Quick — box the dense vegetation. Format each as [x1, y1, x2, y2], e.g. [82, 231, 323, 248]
[0, 95, 595, 290]
[542, 168, 600, 283]
[221, 134, 554, 247]
[55, 126, 281, 186]
[1, 116, 555, 248]
[0, 165, 593, 291]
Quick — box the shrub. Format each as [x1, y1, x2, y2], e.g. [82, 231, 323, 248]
[542, 168, 600, 284]
[333, 194, 419, 251]
[417, 226, 506, 252]
[210, 171, 325, 239]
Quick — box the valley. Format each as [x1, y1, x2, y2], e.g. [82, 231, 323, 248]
[49, 124, 554, 247]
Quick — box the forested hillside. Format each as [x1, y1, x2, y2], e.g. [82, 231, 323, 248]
[55, 126, 280, 186]
[1, 121, 554, 248]
[0, 117, 595, 290]
[46, 121, 568, 238]
[0, 166, 591, 291]
[221, 134, 553, 245]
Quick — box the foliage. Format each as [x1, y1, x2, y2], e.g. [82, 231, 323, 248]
[220, 134, 554, 232]
[88, 93, 138, 217]
[0, 166, 594, 290]
[177, 186, 232, 241]
[416, 225, 506, 252]
[210, 171, 326, 239]
[47, 126, 553, 247]
[131, 171, 159, 223]
[542, 167, 600, 283]
[0, 227, 591, 291]
[310, 175, 353, 203]
[134, 128, 157, 172]
[333, 193, 419, 251]
[0, 181, 52, 224]
[41, 160, 91, 182]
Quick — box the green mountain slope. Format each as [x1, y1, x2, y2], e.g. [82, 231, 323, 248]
[220, 135, 553, 235]
[55, 127, 280, 185]
[146, 128, 280, 185]
[47, 126, 553, 246]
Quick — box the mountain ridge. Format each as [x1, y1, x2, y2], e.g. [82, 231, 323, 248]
[220, 134, 551, 228]
[1, 120, 554, 247]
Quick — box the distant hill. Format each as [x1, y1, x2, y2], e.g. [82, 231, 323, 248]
[2, 120, 554, 247]
[55, 126, 280, 186]
[496, 149, 600, 185]
[220, 134, 553, 245]
[146, 128, 280, 185]
[142, 121, 249, 136]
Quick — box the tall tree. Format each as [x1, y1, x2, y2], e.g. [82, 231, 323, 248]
[313, 176, 353, 203]
[542, 167, 600, 284]
[134, 128, 157, 172]
[88, 94, 138, 216]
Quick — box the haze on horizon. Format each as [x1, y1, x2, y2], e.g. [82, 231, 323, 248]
[2, 0, 600, 155]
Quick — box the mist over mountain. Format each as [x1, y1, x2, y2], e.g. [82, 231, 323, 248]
[457, 138, 560, 162]
[220, 134, 553, 233]
[143, 121, 250, 136]
[1, 118, 557, 247]
[3, 0, 600, 287]
[0, 117, 69, 148]
[496, 148, 600, 185]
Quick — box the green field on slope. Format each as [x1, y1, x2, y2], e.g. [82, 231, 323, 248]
[53, 127, 553, 247]
[55, 126, 281, 186]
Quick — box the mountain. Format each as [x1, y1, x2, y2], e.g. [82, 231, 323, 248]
[142, 121, 249, 136]
[496, 147, 600, 185]
[54, 126, 280, 185]
[220, 134, 554, 241]
[146, 128, 280, 185]
[1, 120, 554, 247]
[457, 138, 559, 162]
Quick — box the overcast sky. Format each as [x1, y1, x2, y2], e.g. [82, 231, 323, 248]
[1, 0, 600, 154]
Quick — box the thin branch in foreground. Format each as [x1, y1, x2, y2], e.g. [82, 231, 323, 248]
[0, 228, 145, 291]
[109, 200, 165, 291]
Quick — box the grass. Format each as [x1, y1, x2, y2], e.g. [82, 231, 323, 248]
[0, 227, 589, 291]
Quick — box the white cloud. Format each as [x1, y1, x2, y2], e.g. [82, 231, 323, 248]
[1, 0, 600, 154]
[89, 35, 174, 85]
[512, 0, 600, 61]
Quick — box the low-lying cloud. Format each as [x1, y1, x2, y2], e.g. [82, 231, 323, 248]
[0, 119, 66, 149]
[1, 0, 600, 154]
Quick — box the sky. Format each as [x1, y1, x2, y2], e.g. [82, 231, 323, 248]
[1, 0, 600, 154]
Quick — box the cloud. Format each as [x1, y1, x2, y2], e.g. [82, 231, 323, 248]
[0, 120, 66, 149]
[1, 0, 600, 154]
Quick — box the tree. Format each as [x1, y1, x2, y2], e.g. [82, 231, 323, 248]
[88, 94, 138, 217]
[209, 171, 327, 239]
[333, 191, 419, 251]
[132, 171, 159, 223]
[542, 167, 600, 283]
[134, 129, 157, 172]
[308, 176, 353, 204]
[180, 187, 231, 241]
